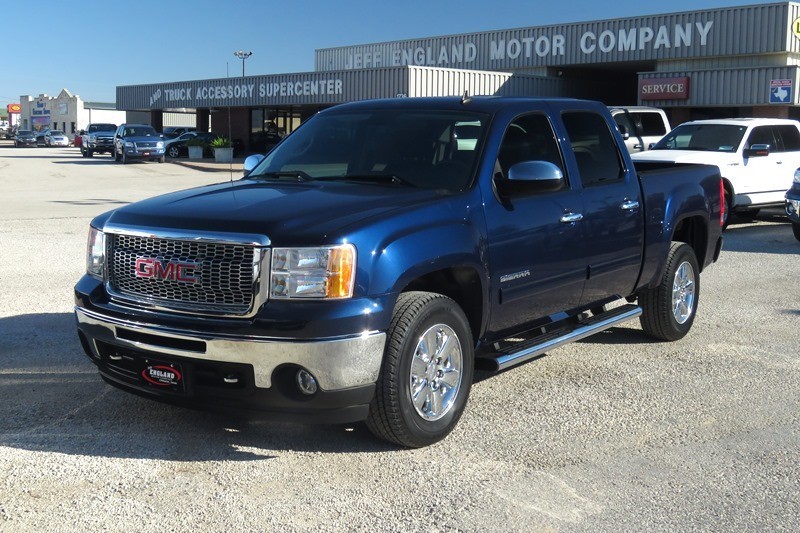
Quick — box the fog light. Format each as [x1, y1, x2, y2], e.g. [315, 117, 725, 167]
[296, 369, 318, 395]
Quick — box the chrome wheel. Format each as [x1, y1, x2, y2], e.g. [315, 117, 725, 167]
[672, 260, 695, 325]
[409, 323, 463, 422]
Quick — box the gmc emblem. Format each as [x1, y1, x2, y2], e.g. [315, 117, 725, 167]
[135, 257, 199, 283]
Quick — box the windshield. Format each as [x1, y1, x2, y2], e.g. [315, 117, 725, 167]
[88, 124, 116, 132]
[124, 127, 158, 137]
[250, 108, 489, 192]
[652, 123, 747, 153]
[50, 131, 64, 135]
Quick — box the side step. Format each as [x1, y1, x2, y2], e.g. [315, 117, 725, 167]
[477, 304, 642, 372]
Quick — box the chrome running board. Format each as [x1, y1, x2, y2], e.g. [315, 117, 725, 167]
[479, 304, 642, 372]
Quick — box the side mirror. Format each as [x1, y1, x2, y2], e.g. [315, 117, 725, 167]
[243, 154, 265, 177]
[502, 160, 564, 194]
[744, 144, 770, 157]
[617, 124, 630, 141]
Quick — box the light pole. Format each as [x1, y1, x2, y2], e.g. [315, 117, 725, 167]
[233, 50, 253, 78]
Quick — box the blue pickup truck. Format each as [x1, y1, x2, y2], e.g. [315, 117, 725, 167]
[75, 97, 723, 447]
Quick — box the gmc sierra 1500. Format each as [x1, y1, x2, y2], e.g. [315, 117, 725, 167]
[75, 96, 723, 447]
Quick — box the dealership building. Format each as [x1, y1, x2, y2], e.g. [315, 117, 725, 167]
[116, 2, 800, 152]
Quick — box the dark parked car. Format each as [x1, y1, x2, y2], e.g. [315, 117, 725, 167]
[162, 126, 197, 140]
[14, 130, 37, 147]
[111, 124, 166, 164]
[35, 129, 50, 146]
[164, 131, 217, 158]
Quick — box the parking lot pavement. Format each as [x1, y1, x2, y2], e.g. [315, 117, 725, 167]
[1, 144, 798, 531]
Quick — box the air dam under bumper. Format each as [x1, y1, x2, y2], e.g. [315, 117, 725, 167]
[75, 306, 386, 423]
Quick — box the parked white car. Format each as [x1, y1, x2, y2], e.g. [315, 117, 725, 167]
[45, 130, 70, 147]
[631, 118, 800, 222]
[608, 106, 671, 154]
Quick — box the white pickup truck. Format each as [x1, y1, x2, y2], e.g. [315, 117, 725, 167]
[631, 117, 800, 223]
[609, 106, 670, 154]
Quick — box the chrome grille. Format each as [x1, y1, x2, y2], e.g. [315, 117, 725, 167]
[107, 233, 264, 316]
[135, 141, 158, 149]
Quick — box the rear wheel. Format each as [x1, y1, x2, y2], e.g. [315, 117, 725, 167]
[793, 221, 800, 242]
[167, 145, 180, 158]
[87, 149, 94, 158]
[639, 242, 700, 341]
[121, 150, 128, 164]
[366, 292, 474, 448]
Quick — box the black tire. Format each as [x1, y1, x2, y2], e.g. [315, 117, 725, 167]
[112, 146, 119, 161]
[366, 291, 474, 448]
[167, 145, 180, 158]
[639, 242, 700, 341]
[121, 151, 128, 164]
[158, 156, 165, 163]
[87, 149, 94, 158]
[792, 222, 800, 242]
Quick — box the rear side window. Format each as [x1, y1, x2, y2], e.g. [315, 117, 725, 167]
[776, 125, 800, 152]
[633, 112, 668, 136]
[562, 111, 624, 187]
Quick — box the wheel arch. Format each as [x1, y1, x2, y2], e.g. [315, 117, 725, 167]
[399, 266, 485, 345]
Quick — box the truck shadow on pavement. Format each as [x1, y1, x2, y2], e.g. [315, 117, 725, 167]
[0, 312, 396, 460]
[721, 218, 797, 255]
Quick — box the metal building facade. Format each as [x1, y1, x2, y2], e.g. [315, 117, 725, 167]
[116, 2, 800, 121]
[315, 3, 791, 71]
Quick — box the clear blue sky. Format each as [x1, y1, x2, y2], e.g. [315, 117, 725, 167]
[0, 0, 762, 105]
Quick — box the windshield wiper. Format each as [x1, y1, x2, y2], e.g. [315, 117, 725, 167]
[249, 170, 313, 182]
[315, 174, 413, 186]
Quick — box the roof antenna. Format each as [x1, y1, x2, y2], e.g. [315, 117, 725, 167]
[461, 90, 472, 105]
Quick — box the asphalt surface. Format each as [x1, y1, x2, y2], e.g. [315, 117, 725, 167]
[1, 142, 798, 531]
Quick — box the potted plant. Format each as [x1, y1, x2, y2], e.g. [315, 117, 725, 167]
[211, 136, 233, 163]
[185, 136, 207, 160]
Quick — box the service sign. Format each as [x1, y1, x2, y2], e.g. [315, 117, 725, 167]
[639, 77, 690, 100]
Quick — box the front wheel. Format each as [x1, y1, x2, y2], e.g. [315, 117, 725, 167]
[639, 242, 700, 341]
[792, 221, 800, 242]
[167, 145, 180, 158]
[366, 292, 474, 448]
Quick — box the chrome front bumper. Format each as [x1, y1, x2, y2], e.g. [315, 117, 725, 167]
[75, 306, 386, 391]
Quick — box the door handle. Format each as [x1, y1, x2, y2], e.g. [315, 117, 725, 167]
[560, 212, 584, 223]
[620, 200, 640, 211]
[633, 144, 642, 150]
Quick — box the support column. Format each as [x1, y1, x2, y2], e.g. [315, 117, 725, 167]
[150, 110, 164, 132]
[196, 108, 210, 132]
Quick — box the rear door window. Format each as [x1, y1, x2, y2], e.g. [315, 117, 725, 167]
[775, 125, 800, 152]
[562, 111, 624, 187]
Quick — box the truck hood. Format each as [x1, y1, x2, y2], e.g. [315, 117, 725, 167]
[89, 131, 115, 138]
[631, 149, 737, 165]
[98, 179, 452, 245]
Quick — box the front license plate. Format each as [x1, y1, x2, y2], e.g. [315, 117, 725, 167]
[141, 359, 185, 393]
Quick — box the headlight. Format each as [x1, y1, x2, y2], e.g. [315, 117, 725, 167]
[156, 141, 164, 148]
[270, 244, 356, 299]
[124, 141, 134, 148]
[86, 226, 106, 280]
[794, 169, 800, 184]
